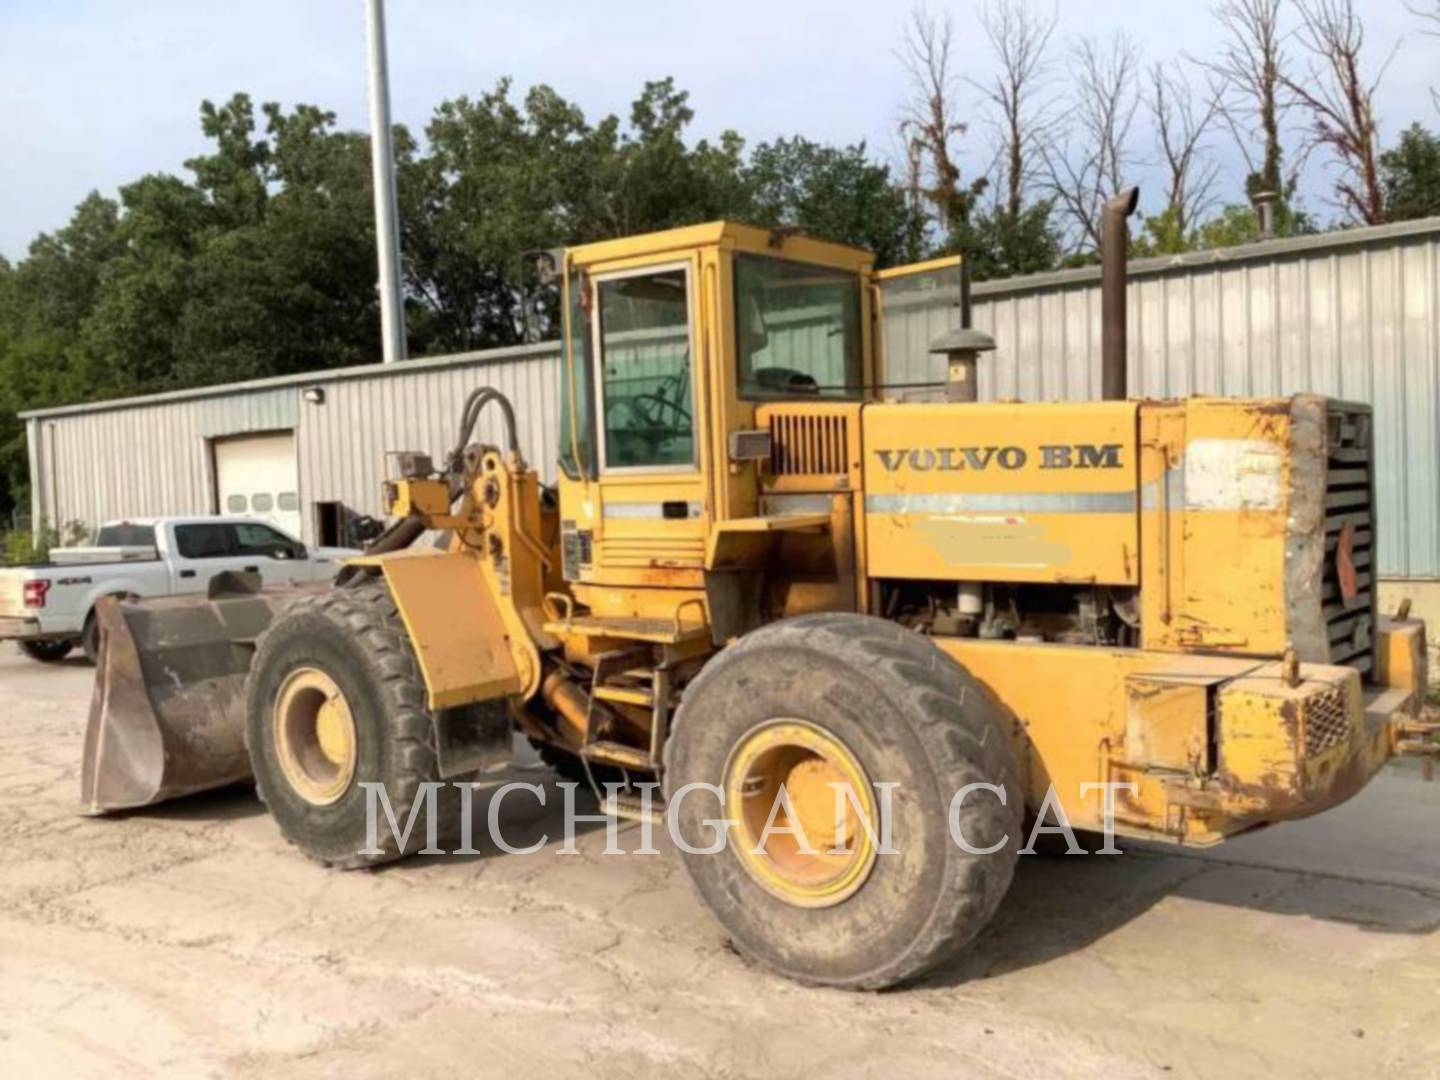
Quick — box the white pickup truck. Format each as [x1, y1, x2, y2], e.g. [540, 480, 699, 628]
[0, 517, 357, 663]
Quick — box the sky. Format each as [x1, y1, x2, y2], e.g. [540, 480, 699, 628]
[1, 0, 1436, 261]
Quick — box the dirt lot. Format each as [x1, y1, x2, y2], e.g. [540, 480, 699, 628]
[1, 645, 1437, 1079]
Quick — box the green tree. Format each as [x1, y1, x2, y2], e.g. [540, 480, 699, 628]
[1193, 199, 1315, 249]
[1380, 124, 1440, 222]
[83, 95, 386, 387]
[1133, 206, 1197, 256]
[403, 80, 609, 351]
[174, 101, 384, 381]
[0, 193, 126, 515]
[605, 78, 750, 233]
[949, 201, 1061, 279]
[0, 78, 947, 519]
[745, 138, 926, 269]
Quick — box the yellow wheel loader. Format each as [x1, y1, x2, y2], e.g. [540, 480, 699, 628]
[82, 191, 1436, 989]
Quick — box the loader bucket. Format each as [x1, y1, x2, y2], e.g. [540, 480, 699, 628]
[81, 578, 315, 815]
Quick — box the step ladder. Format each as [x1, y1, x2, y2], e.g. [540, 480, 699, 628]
[579, 645, 675, 815]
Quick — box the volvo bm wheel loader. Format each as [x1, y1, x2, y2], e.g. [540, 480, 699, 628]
[81, 190, 1435, 990]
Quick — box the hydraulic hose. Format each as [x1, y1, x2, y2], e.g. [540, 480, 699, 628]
[450, 386, 521, 467]
[336, 385, 521, 588]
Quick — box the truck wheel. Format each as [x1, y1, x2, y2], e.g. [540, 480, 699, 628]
[19, 639, 74, 663]
[245, 585, 461, 869]
[664, 613, 1023, 990]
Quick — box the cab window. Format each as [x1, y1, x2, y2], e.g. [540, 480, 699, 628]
[558, 268, 596, 479]
[734, 253, 862, 400]
[175, 523, 233, 560]
[96, 523, 156, 547]
[596, 266, 695, 470]
[233, 523, 298, 558]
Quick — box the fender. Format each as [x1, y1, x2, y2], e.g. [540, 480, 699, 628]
[343, 548, 527, 710]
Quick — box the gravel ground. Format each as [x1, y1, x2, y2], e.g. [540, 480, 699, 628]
[1, 644, 1437, 1079]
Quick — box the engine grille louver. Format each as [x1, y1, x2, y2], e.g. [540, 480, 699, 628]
[1322, 405, 1376, 676]
[768, 413, 850, 478]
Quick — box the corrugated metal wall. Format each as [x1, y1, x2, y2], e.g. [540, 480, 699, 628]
[25, 349, 563, 544]
[882, 220, 1440, 578]
[29, 388, 298, 536]
[296, 347, 563, 524]
[24, 218, 1440, 575]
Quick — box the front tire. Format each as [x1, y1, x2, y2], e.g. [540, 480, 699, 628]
[245, 585, 457, 869]
[19, 639, 75, 663]
[664, 613, 1023, 990]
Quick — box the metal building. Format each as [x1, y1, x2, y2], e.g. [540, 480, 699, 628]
[23, 216, 1440, 589]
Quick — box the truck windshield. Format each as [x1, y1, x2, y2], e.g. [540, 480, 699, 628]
[96, 524, 156, 547]
[734, 253, 862, 400]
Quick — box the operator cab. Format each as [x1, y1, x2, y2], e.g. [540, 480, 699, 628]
[554, 223, 886, 624]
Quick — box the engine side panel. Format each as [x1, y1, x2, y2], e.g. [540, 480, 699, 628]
[861, 401, 1139, 585]
[1137, 396, 1341, 663]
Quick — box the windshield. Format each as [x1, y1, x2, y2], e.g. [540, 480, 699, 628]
[734, 253, 862, 400]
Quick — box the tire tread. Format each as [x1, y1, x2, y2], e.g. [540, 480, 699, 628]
[668, 613, 1022, 990]
[248, 583, 448, 870]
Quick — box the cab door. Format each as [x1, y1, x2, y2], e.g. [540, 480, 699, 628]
[230, 521, 311, 588]
[874, 255, 964, 396]
[588, 257, 709, 579]
[168, 522, 250, 593]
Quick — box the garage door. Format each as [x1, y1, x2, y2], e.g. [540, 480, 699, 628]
[213, 432, 303, 539]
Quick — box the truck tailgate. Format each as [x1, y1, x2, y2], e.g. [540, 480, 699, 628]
[0, 571, 27, 618]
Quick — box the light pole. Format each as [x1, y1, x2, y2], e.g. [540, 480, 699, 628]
[365, 0, 406, 363]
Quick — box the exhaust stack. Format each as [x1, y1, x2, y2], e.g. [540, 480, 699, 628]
[1101, 186, 1139, 401]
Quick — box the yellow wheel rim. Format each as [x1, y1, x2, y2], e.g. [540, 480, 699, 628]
[724, 719, 878, 908]
[273, 667, 358, 806]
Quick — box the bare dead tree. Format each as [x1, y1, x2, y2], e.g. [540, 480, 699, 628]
[1040, 32, 1141, 252]
[1193, 0, 1297, 199]
[967, 0, 1058, 219]
[1408, 1, 1440, 111]
[1283, 0, 1397, 225]
[1145, 63, 1224, 235]
[896, 4, 987, 241]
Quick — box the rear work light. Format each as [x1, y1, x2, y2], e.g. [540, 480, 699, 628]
[22, 580, 50, 609]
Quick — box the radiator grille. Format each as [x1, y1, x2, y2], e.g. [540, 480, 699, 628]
[768, 413, 850, 477]
[1322, 404, 1375, 676]
[1303, 687, 1352, 756]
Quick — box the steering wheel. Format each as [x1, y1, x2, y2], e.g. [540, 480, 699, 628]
[633, 392, 691, 429]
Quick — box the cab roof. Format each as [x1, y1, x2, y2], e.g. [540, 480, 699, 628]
[565, 220, 875, 273]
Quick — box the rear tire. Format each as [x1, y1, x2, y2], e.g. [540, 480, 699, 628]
[664, 613, 1023, 990]
[19, 639, 74, 663]
[245, 585, 461, 869]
